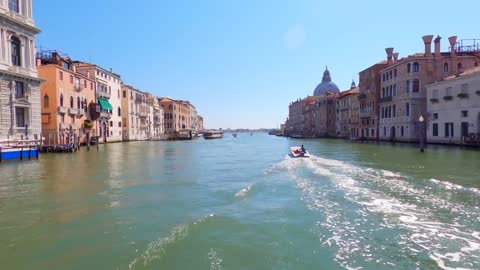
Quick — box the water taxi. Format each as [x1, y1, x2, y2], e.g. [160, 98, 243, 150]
[204, 131, 224, 140]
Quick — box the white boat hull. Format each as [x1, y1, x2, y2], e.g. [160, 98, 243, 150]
[290, 147, 310, 158]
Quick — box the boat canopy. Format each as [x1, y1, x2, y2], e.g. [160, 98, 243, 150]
[98, 98, 113, 110]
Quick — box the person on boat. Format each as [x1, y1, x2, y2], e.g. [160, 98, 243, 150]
[301, 145, 306, 154]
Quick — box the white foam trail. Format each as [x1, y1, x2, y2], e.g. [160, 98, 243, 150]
[208, 249, 223, 270]
[235, 184, 254, 199]
[271, 154, 480, 270]
[129, 214, 215, 270]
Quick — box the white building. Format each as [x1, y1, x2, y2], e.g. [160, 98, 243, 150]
[76, 63, 123, 142]
[146, 93, 164, 139]
[426, 66, 480, 145]
[0, 0, 42, 140]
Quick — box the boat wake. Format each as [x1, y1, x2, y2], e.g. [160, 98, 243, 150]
[235, 183, 255, 199]
[270, 154, 480, 270]
[128, 214, 216, 270]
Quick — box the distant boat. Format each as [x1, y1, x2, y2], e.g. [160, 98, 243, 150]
[177, 129, 193, 140]
[232, 133, 238, 138]
[204, 131, 224, 140]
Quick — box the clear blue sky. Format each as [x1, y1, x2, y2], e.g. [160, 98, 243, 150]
[35, 0, 479, 129]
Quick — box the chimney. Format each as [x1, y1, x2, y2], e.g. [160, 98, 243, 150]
[393, 53, 399, 63]
[434, 35, 441, 57]
[36, 58, 41, 67]
[385, 47, 394, 64]
[73, 65, 77, 73]
[422, 35, 434, 57]
[448, 36, 457, 57]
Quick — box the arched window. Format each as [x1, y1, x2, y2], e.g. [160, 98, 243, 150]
[118, 107, 121, 116]
[407, 63, 411, 73]
[444, 63, 449, 73]
[44, 95, 49, 108]
[475, 62, 479, 67]
[84, 98, 87, 109]
[413, 62, 420, 72]
[405, 103, 410, 116]
[458, 63, 463, 71]
[406, 80, 411, 93]
[60, 94, 64, 106]
[77, 97, 81, 109]
[412, 79, 420, 92]
[70, 96, 74, 108]
[11, 36, 21, 66]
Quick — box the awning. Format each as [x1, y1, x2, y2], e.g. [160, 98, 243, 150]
[98, 98, 113, 110]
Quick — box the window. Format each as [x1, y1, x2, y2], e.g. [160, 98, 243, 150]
[384, 126, 387, 136]
[10, 36, 22, 67]
[462, 110, 468, 117]
[110, 121, 113, 127]
[15, 107, 25, 127]
[70, 96, 74, 108]
[393, 84, 397, 96]
[60, 94, 64, 106]
[70, 75, 73, 84]
[406, 103, 410, 116]
[118, 90, 120, 98]
[412, 79, 420, 93]
[15, 81, 25, 98]
[445, 123, 454, 137]
[457, 63, 463, 71]
[432, 123, 438, 137]
[77, 97, 81, 109]
[382, 74, 385, 81]
[401, 126, 404, 136]
[446, 87, 452, 96]
[407, 63, 411, 73]
[393, 105, 396, 117]
[444, 63, 449, 73]
[433, 90, 439, 99]
[84, 80, 87, 88]
[413, 62, 420, 72]
[118, 122, 121, 127]
[394, 69, 397, 78]
[461, 84, 469, 93]
[90, 82, 94, 90]
[406, 80, 411, 93]
[118, 107, 121, 116]
[433, 113, 438, 120]
[8, 0, 19, 12]
[43, 95, 49, 108]
[59, 71, 64, 81]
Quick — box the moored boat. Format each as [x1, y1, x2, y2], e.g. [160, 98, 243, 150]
[204, 131, 224, 140]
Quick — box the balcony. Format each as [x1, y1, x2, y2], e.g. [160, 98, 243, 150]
[97, 90, 111, 99]
[357, 93, 367, 100]
[135, 94, 144, 102]
[59, 123, 68, 130]
[154, 118, 162, 125]
[360, 111, 373, 118]
[140, 123, 148, 129]
[68, 108, 78, 115]
[6, 11, 29, 25]
[139, 111, 148, 118]
[9, 65, 32, 76]
[443, 95, 453, 101]
[58, 106, 68, 114]
[457, 93, 469, 99]
[77, 109, 85, 116]
[430, 98, 439, 103]
[379, 96, 393, 103]
[74, 84, 84, 92]
[100, 111, 111, 119]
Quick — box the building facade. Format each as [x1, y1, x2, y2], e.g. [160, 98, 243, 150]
[379, 35, 480, 142]
[285, 98, 304, 136]
[426, 67, 480, 145]
[121, 84, 150, 141]
[358, 61, 388, 140]
[145, 93, 163, 139]
[313, 93, 337, 137]
[0, 0, 42, 141]
[75, 63, 123, 143]
[336, 84, 359, 138]
[37, 51, 96, 144]
[197, 115, 204, 132]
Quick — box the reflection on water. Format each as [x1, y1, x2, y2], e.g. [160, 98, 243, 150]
[0, 136, 479, 270]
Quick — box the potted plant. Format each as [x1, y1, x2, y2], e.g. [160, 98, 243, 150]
[476, 90, 480, 96]
[84, 121, 94, 130]
[443, 95, 453, 101]
[457, 92, 469, 98]
[430, 98, 439, 103]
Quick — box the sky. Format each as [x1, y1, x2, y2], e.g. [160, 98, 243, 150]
[34, 0, 479, 129]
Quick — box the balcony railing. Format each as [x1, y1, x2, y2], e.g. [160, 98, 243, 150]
[360, 111, 373, 118]
[74, 84, 84, 91]
[139, 111, 148, 118]
[379, 96, 393, 103]
[77, 109, 85, 116]
[100, 111, 111, 119]
[68, 108, 78, 115]
[97, 91, 111, 99]
[58, 106, 68, 114]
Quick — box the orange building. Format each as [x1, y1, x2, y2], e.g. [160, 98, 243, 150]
[37, 51, 96, 144]
[159, 97, 192, 136]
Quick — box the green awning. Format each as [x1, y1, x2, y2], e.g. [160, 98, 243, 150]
[98, 98, 113, 110]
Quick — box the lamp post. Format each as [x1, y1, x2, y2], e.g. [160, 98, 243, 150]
[419, 116, 425, 153]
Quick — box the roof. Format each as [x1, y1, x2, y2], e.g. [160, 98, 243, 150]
[339, 87, 359, 98]
[443, 66, 480, 81]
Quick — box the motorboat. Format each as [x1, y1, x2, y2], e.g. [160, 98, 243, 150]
[290, 146, 310, 158]
[232, 133, 238, 138]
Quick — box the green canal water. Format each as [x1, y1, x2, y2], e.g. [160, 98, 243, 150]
[0, 134, 479, 270]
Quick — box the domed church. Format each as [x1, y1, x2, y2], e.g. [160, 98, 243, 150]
[313, 67, 340, 96]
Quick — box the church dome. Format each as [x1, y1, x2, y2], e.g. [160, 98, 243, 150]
[313, 67, 340, 96]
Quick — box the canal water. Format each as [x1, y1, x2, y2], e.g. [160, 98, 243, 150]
[0, 134, 479, 270]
